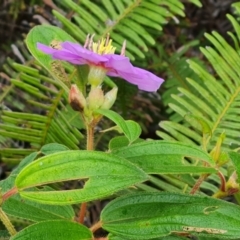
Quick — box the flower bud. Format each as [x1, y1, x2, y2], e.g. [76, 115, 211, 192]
[101, 87, 118, 110]
[87, 87, 104, 110]
[88, 66, 106, 87]
[68, 84, 86, 111]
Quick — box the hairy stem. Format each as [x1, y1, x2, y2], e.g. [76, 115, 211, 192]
[90, 221, 102, 233]
[79, 202, 87, 224]
[2, 187, 18, 202]
[190, 174, 209, 194]
[78, 123, 95, 223]
[0, 208, 17, 236]
[86, 124, 94, 151]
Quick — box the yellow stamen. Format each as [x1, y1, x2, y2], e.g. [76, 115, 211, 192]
[92, 37, 116, 55]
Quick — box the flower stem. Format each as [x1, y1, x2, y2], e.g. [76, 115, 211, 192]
[78, 123, 95, 224]
[90, 221, 102, 233]
[86, 124, 94, 151]
[190, 174, 209, 194]
[79, 202, 87, 224]
[0, 208, 17, 236]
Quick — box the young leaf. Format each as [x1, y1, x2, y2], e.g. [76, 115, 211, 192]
[112, 140, 216, 174]
[96, 109, 142, 143]
[15, 151, 148, 204]
[10, 220, 92, 240]
[101, 192, 240, 239]
[228, 151, 240, 183]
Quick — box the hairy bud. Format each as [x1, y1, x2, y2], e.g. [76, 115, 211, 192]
[68, 84, 86, 111]
[101, 87, 118, 110]
[87, 87, 105, 110]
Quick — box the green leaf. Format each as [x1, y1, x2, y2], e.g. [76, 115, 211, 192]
[109, 136, 131, 150]
[184, 114, 212, 135]
[10, 220, 92, 240]
[0, 153, 74, 222]
[15, 151, 148, 204]
[0, 152, 38, 192]
[0, 230, 10, 239]
[96, 109, 142, 143]
[112, 141, 216, 174]
[25, 25, 76, 92]
[2, 191, 75, 222]
[40, 143, 70, 155]
[109, 136, 144, 151]
[101, 192, 240, 239]
[228, 151, 240, 183]
[157, 17, 240, 152]
[188, 0, 202, 7]
[108, 234, 185, 240]
[124, 120, 142, 143]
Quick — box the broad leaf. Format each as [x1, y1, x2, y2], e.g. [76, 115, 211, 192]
[0, 152, 38, 193]
[15, 151, 148, 204]
[40, 143, 70, 155]
[101, 192, 240, 239]
[108, 234, 185, 240]
[109, 136, 131, 150]
[109, 136, 144, 151]
[26, 25, 76, 92]
[112, 141, 216, 174]
[10, 220, 92, 240]
[0, 153, 74, 222]
[3, 192, 75, 222]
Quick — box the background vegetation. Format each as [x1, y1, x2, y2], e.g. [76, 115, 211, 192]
[1, 0, 240, 238]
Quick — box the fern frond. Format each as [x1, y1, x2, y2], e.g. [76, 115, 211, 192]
[0, 43, 84, 164]
[161, 40, 203, 107]
[53, 0, 202, 60]
[157, 10, 240, 151]
[0, 0, 203, 162]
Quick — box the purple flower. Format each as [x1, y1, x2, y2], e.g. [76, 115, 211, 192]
[37, 40, 164, 92]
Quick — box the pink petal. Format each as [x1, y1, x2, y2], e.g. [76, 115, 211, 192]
[37, 43, 59, 54]
[37, 41, 164, 92]
[105, 55, 164, 92]
[61, 42, 108, 65]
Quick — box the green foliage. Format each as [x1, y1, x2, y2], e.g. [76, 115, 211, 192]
[0, 44, 84, 164]
[15, 150, 148, 204]
[229, 151, 240, 182]
[101, 192, 240, 239]
[25, 25, 78, 92]
[0, 145, 75, 222]
[4, 140, 240, 239]
[112, 140, 216, 175]
[3, 1, 240, 240]
[54, 0, 201, 60]
[10, 220, 92, 240]
[0, 0, 201, 164]
[96, 109, 142, 143]
[157, 12, 240, 152]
